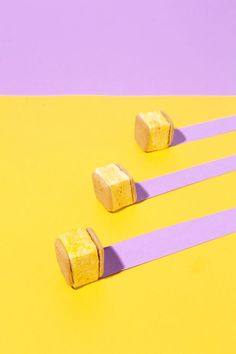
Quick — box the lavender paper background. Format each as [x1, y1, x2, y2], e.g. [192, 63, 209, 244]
[0, 0, 236, 95]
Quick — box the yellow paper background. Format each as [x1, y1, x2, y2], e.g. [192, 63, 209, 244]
[1, 96, 236, 354]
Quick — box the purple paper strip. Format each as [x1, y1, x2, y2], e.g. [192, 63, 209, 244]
[103, 208, 236, 277]
[136, 155, 236, 202]
[172, 115, 236, 146]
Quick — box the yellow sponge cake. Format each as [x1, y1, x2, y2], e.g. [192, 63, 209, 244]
[92, 163, 137, 212]
[135, 110, 174, 152]
[55, 227, 104, 288]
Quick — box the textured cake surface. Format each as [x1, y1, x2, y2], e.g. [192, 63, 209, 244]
[93, 163, 136, 211]
[56, 228, 100, 288]
[135, 111, 174, 152]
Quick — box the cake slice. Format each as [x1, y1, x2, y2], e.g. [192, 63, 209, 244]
[135, 110, 174, 152]
[92, 163, 137, 212]
[55, 227, 104, 288]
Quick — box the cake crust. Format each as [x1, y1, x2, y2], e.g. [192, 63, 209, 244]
[55, 238, 73, 286]
[86, 227, 104, 277]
